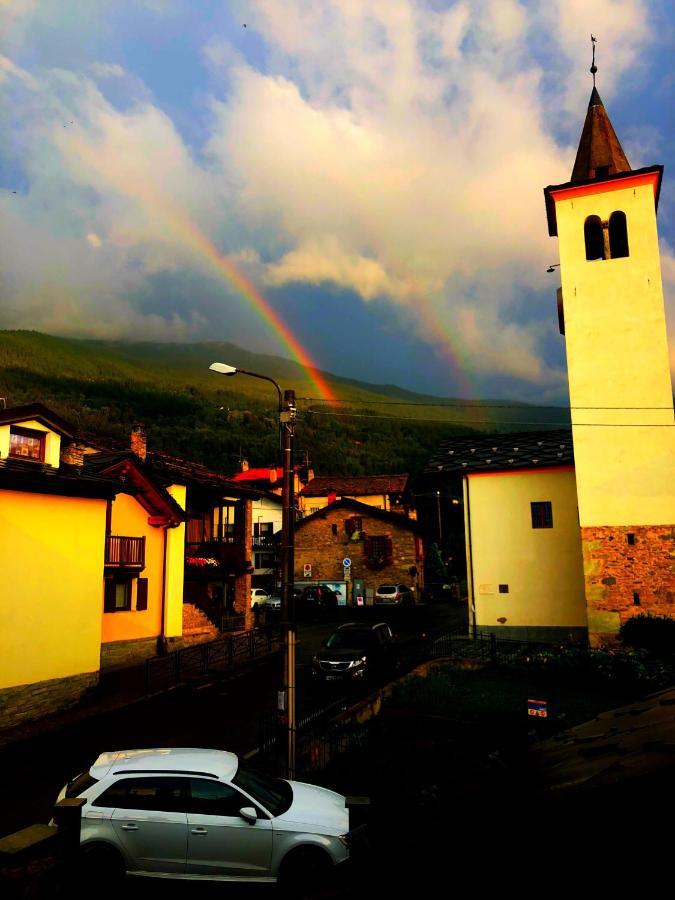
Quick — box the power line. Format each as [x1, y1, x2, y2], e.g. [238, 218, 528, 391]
[298, 409, 674, 427]
[299, 397, 674, 411]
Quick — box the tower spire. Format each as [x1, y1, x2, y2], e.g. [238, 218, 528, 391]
[570, 39, 631, 183]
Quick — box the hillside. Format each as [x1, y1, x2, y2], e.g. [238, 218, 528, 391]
[0, 331, 570, 476]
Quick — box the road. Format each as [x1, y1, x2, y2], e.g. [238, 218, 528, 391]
[0, 603, 463, 838]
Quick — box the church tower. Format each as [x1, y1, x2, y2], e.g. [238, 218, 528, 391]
[544, 79, 675, 644]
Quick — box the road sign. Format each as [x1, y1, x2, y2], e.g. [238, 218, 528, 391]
[342, 557, 352, 568]
[303, 564, 312, 578]
[527, 699, 548, 718]
[343, 567, 351, 581]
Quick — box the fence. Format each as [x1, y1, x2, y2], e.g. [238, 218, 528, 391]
[145, 625, 280, 694]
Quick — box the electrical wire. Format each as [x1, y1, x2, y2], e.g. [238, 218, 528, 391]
[298, 397, 674, 411]
[297, 409, 674, 427]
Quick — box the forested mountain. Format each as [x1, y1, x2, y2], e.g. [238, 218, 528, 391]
[0, 331, 570, 476]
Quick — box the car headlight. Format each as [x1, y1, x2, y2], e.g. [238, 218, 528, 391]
[338, 833, 350, 848]
[346, 656, 367, 669]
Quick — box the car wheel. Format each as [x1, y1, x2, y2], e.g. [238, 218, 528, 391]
[278, 846, 332, 895]
[78, 844, 126, 893]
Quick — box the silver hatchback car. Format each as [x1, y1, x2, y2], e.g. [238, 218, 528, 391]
[56, 748, 351, 885]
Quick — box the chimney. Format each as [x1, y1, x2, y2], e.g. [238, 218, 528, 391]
[130, 423, 147, 462]
[240, 458, 249, 472]
[60, 442, 84, 467]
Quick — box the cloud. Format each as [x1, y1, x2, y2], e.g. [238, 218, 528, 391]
[0, 0, 668, 397]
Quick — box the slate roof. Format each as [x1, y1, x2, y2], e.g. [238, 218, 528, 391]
[0, 402, 74, 438]
[300, 474, 409, 498]
[571, 87, 631, 183]
[295, 497, 421, 532]
[0, 458, 118, 500]
[425, 429, 574, 476]
[528, 686, 675, 797]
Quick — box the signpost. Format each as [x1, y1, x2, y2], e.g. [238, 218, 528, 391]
[303, 564, 312, 578]
[527, 699, 548, 718]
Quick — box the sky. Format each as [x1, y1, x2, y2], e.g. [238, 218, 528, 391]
[1, 0, 674, 402]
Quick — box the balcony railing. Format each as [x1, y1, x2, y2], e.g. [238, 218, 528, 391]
[185, 540, 248, 571]
[105, 535, 146, 568]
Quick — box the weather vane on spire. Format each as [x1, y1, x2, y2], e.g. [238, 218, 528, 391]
[590, 34, 598, 86]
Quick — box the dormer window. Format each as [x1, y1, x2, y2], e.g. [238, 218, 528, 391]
[9, 427, 45, 462]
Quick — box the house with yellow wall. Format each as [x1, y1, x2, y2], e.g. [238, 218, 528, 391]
[0, 404, 117, 729]
[299, 474, 414, 518]
[428, 430, 587, 642]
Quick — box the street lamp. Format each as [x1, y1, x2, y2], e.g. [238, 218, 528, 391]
[435, 490, 442, 544]
[209, 362, 297, 779]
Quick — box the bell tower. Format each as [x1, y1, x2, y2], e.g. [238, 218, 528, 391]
[544, 71, 675, 643]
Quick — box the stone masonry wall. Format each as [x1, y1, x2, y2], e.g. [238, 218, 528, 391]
[0, 671, 98, 732]
[582, 524, 675, 643]
[234, 499, 255, 631]
[100, 637, 160, 669]
[295, 506, 422, 600]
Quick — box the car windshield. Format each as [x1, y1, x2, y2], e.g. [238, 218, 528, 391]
[232, 763, 292, 817]
[378, 585, 396, 593]
[324, 629, 370, 650]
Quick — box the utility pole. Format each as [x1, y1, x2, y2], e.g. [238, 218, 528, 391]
[209, 362, 298, 779]
[435, 490, 443, 544]
[279, 388, 297, 779]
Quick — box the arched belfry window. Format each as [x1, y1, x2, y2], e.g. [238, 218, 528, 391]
[584, 215, 605, 261]
[609, 211, 629, 258]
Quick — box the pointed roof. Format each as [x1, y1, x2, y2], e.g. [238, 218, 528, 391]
[570, 87, 631, 183]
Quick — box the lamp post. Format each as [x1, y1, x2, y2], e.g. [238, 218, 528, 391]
[435, 490, 443, 544]
[209, 362, 297, 779]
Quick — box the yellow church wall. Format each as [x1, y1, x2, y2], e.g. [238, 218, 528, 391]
[0, 420, 61, 468]
[465, 469, 587, 636]
[0, 489, 106, 689]
[101, 492, 164, 643]
[164, 484, 186, 639]
[554, 177, 675, 527]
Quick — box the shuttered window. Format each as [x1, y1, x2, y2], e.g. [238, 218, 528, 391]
[136, 578, 148, 611]
[103, 578, 132, 612]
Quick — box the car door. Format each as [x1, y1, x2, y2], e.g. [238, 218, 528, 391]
[93, 776, 188, 873]
[185, 777, 273, 877]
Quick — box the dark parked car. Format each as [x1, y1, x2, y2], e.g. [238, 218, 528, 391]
[311, 622, 400, 683]
[298, 584, 339, 613]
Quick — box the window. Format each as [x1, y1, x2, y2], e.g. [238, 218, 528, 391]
[187, 779, 247, 817]
[584, 215, 605, 261]
[254, 552, 275, 570]
[93, 777, 185, 811]
[364, 535, 393, 568]
[609, 211, 629, 258]
[9, 427, 45, 462]
[104, 578, 132, 612]
[345, 516, 362, 536]
[531, 502, 553, 529]
[136, 578, 148, 611]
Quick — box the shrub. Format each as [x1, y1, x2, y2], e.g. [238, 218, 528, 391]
[620, 613, 675, 655]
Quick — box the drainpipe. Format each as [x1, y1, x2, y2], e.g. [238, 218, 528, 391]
[158, 525, 169, 655]
[464, 477, 477, 640]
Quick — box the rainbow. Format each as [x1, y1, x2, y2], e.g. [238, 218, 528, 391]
[66, 136, 336, 401]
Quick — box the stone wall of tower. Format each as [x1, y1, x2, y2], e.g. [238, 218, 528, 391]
[582, 524, 675, 644]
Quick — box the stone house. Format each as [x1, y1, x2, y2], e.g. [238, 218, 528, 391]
[293, 498, 424, 603]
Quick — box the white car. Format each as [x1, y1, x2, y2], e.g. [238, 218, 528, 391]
[250, 588, 270, 609]
[56, 747, 351, 886]
[265, 594, 282, 610]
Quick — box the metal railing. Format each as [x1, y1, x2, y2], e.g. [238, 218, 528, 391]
[145, 625, 280, 694]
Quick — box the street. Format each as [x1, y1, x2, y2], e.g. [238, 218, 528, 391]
[0, 603, 463, 839]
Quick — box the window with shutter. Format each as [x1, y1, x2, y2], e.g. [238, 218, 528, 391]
[136, 578, 148, 611]
[104, 578, 116, 612]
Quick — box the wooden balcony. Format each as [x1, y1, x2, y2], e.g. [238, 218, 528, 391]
[186, 540, 249, 573]
[105, 535, 146, 568]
